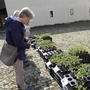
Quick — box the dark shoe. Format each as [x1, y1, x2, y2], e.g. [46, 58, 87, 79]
[17, 85, 22, 90]
[23, 86, 34, 90]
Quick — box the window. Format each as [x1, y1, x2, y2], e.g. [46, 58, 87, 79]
[50, 10, 53, 17]
[70, 8, 74, 15]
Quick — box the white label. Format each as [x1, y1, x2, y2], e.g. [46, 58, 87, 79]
[54, 50, 57, 53]
[51, 51, 55, 54]
[48, 52, 52, 55]
[53, 66, 60, 73]
[38, 47, 40, 49]
[61, 77, 69, 87]
[43, 53, 48, 56]
[39, 49, 43, 52]
[31, 44, 34, 46]
[46, 61, 52, 67]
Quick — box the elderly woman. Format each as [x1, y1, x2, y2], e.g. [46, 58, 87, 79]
[4, 7, 34, 90]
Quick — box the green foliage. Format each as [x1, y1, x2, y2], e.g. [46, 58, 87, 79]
[33, 34, 40, 38]
[75, 67, 87, 79]
[49, 52, 89, 89]
[48, 45, 90, 89]
[37, 38, 43, 42]
[33, 33, 89, 90]
[68, 46, 88, 56]
[49, 53, 62, 64]
[75, 84, 86, 90]
[40, 33, 51, 38]
[75, 64, 90, 90]
[75, 64, 90, 79]
[37, 40, 56, 49]
[49, 52, 82, 68]
[37, 40, 50, 46]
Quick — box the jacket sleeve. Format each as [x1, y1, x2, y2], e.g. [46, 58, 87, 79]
[10, 23, 30, 49]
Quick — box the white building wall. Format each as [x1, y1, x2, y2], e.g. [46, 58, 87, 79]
[4, 0, 90, 27]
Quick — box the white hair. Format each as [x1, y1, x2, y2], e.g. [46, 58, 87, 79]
[19, 7, 35, 19]
[13, 10, 20, 17]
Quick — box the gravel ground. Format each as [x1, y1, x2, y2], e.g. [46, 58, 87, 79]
[0, 21, 90, 90]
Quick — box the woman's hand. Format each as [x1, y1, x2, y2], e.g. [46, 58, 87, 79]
[27, 38, 31, 45]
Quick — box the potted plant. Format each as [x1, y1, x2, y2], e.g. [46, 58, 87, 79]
[49, 52, 82, 72]
[74, 64, 90, 90]
[33, 34, 40, 39]
[40, 33, 52, 41]
[68, 46, 90, 64]
[37, 40, 57, 50]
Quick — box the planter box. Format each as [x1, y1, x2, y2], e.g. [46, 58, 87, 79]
[31, 42, 37, 49]
[45, 61, 63, 87]
[30, 37, 90, 90]
[46, 61, 78, 90]
[37, 47, 62, 62]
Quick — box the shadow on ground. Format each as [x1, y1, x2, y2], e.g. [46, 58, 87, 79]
[24, 55, 52, 90]
[0, 27, 5, 40]
[0, 33, 5, 40]
[31, 21, 90, 35]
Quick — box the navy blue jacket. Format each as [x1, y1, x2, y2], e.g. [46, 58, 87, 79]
[4, 17, 30, 60]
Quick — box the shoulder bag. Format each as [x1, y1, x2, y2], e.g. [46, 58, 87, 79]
[0, 41, 17, 66]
